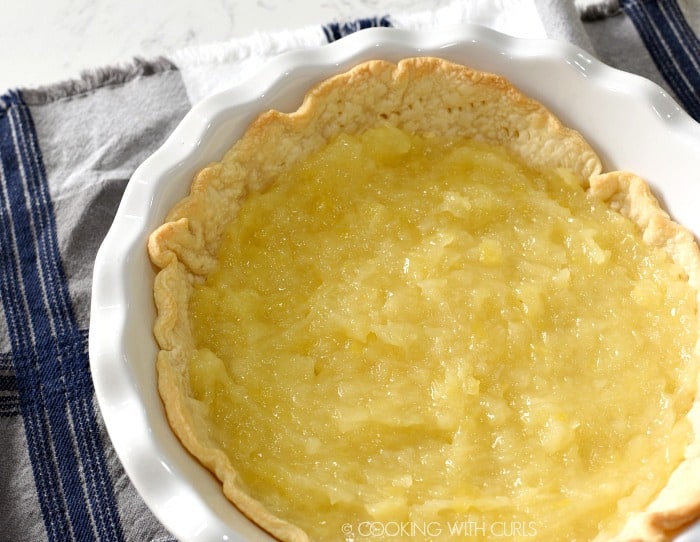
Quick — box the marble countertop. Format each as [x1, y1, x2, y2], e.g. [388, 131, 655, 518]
[0, 0, 456, 92]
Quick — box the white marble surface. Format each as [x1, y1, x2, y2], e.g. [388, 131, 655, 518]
[0, 0, 459, 92]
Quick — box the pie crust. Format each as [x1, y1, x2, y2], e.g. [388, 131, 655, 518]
[147, 57, 700, 541]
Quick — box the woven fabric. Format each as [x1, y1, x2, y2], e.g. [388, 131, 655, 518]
[621, 0, 700, 120]
[1, 1, 699, 540]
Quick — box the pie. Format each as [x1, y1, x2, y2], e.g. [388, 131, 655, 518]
[147, 57, 700, 541]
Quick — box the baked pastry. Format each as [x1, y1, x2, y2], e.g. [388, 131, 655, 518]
[148, 57, 700, 541]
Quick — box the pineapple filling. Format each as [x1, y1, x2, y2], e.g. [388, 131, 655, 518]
[188, 125, 698, 541]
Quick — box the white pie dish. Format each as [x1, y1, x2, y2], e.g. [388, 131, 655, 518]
[89, 23, 700, 541]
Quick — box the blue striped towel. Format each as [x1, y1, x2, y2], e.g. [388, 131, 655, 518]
[1, 1, 698, 541]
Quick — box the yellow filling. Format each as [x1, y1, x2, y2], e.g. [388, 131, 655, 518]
[188, 125, 698, 541]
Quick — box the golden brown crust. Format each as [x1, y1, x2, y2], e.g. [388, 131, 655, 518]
[149, 57, 603, 278]
[590, 170, 700, 541]
[148, 57, 700, 541]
